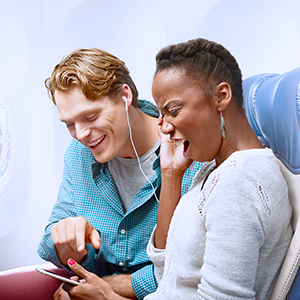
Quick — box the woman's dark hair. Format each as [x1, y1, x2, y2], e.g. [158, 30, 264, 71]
[155, 38, 244, 111]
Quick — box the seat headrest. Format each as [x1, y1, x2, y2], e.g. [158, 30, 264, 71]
[243, 67, 300, 174]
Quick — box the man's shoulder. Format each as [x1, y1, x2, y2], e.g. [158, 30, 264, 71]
[138, 99, 159, 118]
[67, 138, 90, 152]
[65, 139, 94, 162]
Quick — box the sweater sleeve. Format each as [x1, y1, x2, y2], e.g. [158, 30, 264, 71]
[197, 171, 268, 300]
[146, 225, 166, 283]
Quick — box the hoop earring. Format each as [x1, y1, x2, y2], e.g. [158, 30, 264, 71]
[220, 111, 226, 138]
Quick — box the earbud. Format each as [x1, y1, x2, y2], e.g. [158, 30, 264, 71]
[122, 96, 128, 111]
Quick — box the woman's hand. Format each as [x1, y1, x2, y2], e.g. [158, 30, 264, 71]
[54, 283, 71, 300]
[62, 259, 132, 300]
[154, 116, 193, 249]
[158, 116, 193, 175]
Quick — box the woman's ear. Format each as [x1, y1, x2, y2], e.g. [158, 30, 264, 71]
[215, 82, 232, 110]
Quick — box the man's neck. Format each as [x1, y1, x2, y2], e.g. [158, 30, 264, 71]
[118, 107, 159, 159]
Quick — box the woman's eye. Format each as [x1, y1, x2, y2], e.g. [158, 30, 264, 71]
[168, 108, 179, 116]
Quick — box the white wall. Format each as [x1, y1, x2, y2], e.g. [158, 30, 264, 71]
[0, 0, 300, 271]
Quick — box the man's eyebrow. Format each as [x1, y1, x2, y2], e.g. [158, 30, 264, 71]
[60, 118, 71, 124]
[60, 108, 100, 123]
[59, 115, 70, 123]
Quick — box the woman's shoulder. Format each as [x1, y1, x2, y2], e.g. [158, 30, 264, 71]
[220, 148, 280, 180]
[205, 148, 289, 210]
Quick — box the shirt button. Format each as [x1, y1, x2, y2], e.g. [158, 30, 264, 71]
[119, 261, 124, 267]
[120, 229, 126, 235]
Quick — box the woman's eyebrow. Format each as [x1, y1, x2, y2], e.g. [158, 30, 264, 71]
[162, 99, 180, 111]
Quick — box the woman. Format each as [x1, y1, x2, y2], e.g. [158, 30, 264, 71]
[146, 38, 292, 299]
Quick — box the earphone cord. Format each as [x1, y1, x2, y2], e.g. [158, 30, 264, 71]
[125, 108, 160, 203]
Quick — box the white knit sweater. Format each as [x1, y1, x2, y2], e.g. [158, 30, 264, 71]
[146, 149, 292, 300]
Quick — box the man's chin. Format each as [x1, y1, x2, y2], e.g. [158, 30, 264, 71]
[93, 154, 109, 163]
[92, 151, 117, 164]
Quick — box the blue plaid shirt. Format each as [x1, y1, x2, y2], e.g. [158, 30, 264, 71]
[38, 100, 201, 299]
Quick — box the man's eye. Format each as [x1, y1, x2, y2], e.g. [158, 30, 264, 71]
[86, 114, 97, 121]
[66, 123, 74, 128]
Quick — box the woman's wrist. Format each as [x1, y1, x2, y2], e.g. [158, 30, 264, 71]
[161, 167, 185, 179]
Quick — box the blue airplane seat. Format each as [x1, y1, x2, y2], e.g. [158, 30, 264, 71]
[243, 67, 300, 300]
[243, 72, 278, 145]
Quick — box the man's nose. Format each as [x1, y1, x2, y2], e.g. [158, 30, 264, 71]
[75, 123, 91, 140]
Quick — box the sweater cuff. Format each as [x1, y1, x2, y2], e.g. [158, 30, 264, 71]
[146, 225, 165, 283]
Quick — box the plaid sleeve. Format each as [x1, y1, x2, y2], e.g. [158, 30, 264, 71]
[131, 263, 157, 300]
[37, 145, 97, 273]
[181, 161, 203, 195]
[37, 149, 76, 267]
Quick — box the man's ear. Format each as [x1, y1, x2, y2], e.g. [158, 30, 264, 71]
[122, 84, 133, 107]
[215, 82, 232, 111]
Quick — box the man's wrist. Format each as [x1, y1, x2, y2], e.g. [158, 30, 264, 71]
[102, 274, 136, 299]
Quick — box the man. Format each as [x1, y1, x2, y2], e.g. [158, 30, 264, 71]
[38, 48, 199, 299]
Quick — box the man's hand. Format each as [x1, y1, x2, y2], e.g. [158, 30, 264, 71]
[51, 217, 101, 265]
[62, 259, 133, 300]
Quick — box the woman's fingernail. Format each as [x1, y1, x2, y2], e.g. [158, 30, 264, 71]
[68, 259, 75, 266]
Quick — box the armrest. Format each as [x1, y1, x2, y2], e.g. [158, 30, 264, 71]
[0, 263, 74, 300]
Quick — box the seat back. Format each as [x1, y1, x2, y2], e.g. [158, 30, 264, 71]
[0, 263, 73, 300]
[243, 67, 300, 300]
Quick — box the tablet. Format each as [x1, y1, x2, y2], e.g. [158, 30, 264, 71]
[36, 267, 82, 285]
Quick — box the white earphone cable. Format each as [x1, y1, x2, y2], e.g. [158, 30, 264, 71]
[125, 105, 159, 203]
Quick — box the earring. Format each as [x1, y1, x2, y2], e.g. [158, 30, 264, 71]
[220, 111, 226, 138]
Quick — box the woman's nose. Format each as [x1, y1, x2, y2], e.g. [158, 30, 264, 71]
[161, 117, 174, 135]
